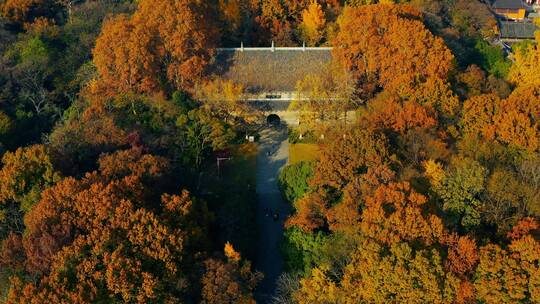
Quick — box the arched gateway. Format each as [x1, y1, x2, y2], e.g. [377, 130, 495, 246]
[266, 114, 280, 126]
[213, 43, 333, 125]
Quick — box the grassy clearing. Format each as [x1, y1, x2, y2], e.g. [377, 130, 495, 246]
[289, 143, 321, 165]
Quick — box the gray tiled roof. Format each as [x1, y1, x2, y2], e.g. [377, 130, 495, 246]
[213, 48, 333, 93]
[493, 0, 526, 9]
[499, 21, 538, 38]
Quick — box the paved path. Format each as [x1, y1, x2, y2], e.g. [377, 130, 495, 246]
[255, 126, 289, 303]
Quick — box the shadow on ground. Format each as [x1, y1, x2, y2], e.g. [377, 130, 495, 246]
[254, 124, 290, 303]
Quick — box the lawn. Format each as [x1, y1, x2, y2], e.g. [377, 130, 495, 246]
[289, 143, 321, 165]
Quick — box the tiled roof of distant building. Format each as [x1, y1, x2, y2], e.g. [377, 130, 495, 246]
[213, 47, 333, 93]
[493, 0, 526, 9]
[499, 21, 538, 39]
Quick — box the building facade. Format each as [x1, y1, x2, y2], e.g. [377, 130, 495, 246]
[493, 0, 527, 19]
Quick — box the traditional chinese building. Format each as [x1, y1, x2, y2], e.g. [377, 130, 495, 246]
[212, 43, 335, 125]
[214, 42, 332, 99]
[493, 0, 527, 20]
[498, 20, 538, 41]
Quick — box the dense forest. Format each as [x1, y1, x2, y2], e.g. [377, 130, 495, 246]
[0, 0, 539, 303]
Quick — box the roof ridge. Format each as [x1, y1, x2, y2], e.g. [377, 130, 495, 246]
[216, 47, 334, 52]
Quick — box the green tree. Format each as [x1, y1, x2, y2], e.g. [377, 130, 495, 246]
[279, 161, 314, 203]
[435, 156, 487, 230]
[177, 108, 235, 169]
[474, 40, 511, 78]
[281, 227, 327, 274]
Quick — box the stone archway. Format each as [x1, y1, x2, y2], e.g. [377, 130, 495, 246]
[266, 114, 281, 126]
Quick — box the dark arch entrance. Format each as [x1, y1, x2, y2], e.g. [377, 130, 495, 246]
[266, 114, 280, 126]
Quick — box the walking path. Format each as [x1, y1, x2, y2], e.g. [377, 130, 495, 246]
[255, 126, 289, 303]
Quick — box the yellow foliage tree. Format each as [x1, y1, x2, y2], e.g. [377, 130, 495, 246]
[508, 32, 540, 88]
[299, 1, 326, 46]
[423, 159, 445, 188]
[475, 234, 540, 303]
[194, 79, 260, 125]
[295, 240, 460, 303]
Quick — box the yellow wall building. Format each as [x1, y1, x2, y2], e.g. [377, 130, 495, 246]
[493, 0, 527, 20]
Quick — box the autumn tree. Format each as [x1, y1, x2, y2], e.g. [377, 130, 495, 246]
[252, 0, 296, 45]
[494, 86, 540, 152]
[3, 149, 217, 302]
[458, 65, 488, 96]
[460, 88, 540, 152]
[435, 156, 487, 230]
[299, 1, 326, 46]
[401, 77, 460, 120]
[218, 0, 243, 43]
[194, 78, 261, 125]
[359, 97, 438, 135]
[313, 127, 390, 192]
[286, 126, 394, 232]
[293, 62, 355, 129]
[459, 93, 499, 140]
[483, 168, 533, 234]
[201, 243, 262, 304]
[360, 182, 444, 245]
[444, 234, 478, 277]
[0, 144, 60, 212]
[93, 0, 219, 95]
[250, 0, 339, 45]
[176, 108, 236, 169]
[508, 31, 540, 88]
[474, 226, 540, 303]
[294, 240, 460, 303]
[358, 96, 450, 165]
[1, 0, 62, 26]
[332, 4, 454, 99]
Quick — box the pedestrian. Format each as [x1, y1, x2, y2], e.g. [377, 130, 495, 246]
[265, 207, 270, 217]
[273, 212, 279, 222]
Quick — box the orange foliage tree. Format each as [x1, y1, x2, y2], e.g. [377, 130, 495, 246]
[286, 127, 393, 232]
[201, 243, 262, 304]
[311, 127, 390, 192]
[358, 96, 450, 165]
[1, 0, 60, 25]
[332, 4, 454, 99]
[460, 87, 540, 152]
[359, 97, 438, 135]
[2, 149, 216, 302]
[93, 0, 219, 95]
[360, 182, 444, 245]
